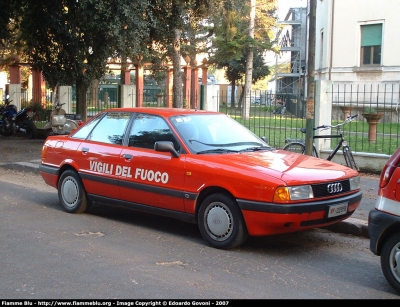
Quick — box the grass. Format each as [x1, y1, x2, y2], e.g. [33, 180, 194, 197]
[225, 109, 399, 155]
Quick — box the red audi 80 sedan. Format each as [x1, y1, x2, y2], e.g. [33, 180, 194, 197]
[39, 108, 362, 249]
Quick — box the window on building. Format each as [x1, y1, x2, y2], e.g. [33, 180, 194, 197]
[361, 24, 382, 66]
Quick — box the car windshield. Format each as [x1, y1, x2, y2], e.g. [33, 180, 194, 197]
[170, 113, 270, 154]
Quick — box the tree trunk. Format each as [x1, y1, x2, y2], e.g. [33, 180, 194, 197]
[230, 81, 236, 110]
[90, 79, 99, 110]
[76, 77, 88, 121]
[238, 85, 245, 110]
[172, 28, 183, 108]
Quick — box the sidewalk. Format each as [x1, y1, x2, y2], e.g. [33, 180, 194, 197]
[0, 134, 379, 239]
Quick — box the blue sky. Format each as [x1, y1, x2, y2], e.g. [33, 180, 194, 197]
[277, 0, 307, 19]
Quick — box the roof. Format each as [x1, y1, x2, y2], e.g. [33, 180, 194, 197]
[104, 107, 220, 117]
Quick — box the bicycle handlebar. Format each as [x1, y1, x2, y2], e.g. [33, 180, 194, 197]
[315, 114, 358, 130]
[300, 114, 358, 133]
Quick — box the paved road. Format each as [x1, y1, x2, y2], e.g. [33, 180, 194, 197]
[0, 133, 381, 237]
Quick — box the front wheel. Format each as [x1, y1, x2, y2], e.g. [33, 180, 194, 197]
[343, 146, 359, 171]
[0, 120, 13, 136]
[198, 193, 248, 249]
[22, 119, 37, 139]
[381, 232, 400, 294]
[0, 128, 12, 136]
[58, 169, 89, 213]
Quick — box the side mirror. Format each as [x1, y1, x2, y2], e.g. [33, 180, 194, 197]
[154, 141, 180, 158]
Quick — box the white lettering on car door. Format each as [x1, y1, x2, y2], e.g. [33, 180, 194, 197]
[135, 168, 169, 184]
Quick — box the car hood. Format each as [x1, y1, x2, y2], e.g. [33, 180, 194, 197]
[196, 149, 357, 185]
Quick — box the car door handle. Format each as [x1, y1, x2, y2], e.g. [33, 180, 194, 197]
[81, 147, 89, 153]
[123, 154, 133, 160]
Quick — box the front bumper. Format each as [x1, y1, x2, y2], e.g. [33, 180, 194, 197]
[368, 208, 400, 255]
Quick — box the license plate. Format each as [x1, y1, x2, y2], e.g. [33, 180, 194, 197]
[327, 202, 348, 218]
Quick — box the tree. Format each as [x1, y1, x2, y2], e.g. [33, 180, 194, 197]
[208, 0, 278, 114]
[220, 51, 269, 109]
[16, 0, 151, 120]
[0, 1, 23, 71]
[146, 0, 211, 108]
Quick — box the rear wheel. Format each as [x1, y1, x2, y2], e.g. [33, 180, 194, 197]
[22, 119, 37, 139]
[58, 169, 89, 213]
[381, 232, 400, 294]
[45, 128, 55, 137]
[198, 193, 248, 249]
[283, 142, 306, 154]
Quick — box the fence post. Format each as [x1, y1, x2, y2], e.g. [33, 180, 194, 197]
[314, 80, 333, 154]
[199, 85, 205, 110]
[120, 85, 136, 108]
[59, 86, 72, 114]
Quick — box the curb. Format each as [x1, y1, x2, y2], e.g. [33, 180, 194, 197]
[0, 160, 41, 174]
[323, 217, 369, 238]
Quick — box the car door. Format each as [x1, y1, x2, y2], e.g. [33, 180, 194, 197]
[119, 113, 186, 212]
[72, 112, 131, 199]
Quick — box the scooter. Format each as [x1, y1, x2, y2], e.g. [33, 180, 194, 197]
[43, 99, 83, 137]
[0, 95, 37, 139]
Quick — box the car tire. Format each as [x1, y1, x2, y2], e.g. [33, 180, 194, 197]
[58, 169, 89, 213]
[381, 232, 400, 294]
[198, 193, 248, 249]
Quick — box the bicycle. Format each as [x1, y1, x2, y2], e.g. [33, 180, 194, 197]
[282, 114, 359, 171]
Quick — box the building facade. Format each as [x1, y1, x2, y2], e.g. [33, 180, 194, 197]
[315, 0, 400, 84]
[269, 7, 308, 97]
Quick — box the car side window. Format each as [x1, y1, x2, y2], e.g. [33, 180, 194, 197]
[71, 114, 103, 140]
[87, 112, 131, 145]
[128, 114, 178, 150]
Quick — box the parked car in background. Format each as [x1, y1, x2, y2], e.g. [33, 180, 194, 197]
[39, 108, 362, 249]
[369, 146, 400, 294]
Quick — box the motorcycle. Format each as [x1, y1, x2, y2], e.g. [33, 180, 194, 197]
[43, 98, 83, 137]
[0, 95, 37, 139]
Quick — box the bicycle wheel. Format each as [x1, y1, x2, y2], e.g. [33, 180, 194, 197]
[311, 146, 318, 157]
[343, 146, 359, 171]
[282, 142, 306, 154]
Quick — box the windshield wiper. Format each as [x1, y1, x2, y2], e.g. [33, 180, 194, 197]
[190, 139, 265, 147]
[196, 148, 239, 154]
[239, 146, 275, 152]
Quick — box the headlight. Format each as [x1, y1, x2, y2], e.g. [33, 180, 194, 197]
[274, 185, 314, 201]
[349, 176, 360, 191]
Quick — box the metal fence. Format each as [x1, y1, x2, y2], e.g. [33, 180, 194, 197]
[21, 82, 400, 156]
[215, 90, 308, 151]
[215, 84, 400, 156]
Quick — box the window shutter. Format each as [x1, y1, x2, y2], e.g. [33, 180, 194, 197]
[361, 24, 382, 46]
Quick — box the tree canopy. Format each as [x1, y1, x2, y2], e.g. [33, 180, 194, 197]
[209, 0, 278, 108]
[15, 0, 151, 119]
[0, 0, 279, 116]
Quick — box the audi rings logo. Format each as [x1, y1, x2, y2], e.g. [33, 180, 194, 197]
[327, 183, 343, 193]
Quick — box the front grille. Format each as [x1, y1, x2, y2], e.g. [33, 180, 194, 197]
[312, 179, 350, 198]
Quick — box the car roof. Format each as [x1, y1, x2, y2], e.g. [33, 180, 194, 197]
[103, 107, 220, 117]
